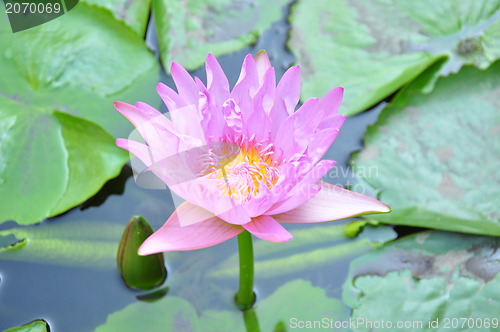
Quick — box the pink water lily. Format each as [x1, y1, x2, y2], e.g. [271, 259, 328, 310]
[115, 51, 390, 255]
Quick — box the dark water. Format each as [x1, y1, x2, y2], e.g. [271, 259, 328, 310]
[0, 3, 391, 331]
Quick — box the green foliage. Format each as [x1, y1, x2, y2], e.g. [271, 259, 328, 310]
[352, 62, 500, 235]
[81, 0, 152, 35]
[95, 279, 350, 332]
[289, 0, 500, 115]
[343, 231, 500, 332]
[153, 0, 289, 71]
[0, 3, 160, 224]
[3, 320, 49, 332]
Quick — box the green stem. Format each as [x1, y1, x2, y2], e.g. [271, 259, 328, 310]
[235, 231, 255, 310]
[243, 308, 261, 332]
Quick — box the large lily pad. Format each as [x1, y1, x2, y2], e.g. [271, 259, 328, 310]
[153, 0, 289, 71]
[95, 279, 349, 331]
[0, 3, 160, 224]
[343, 231, 500, 332]
[94, 296, 200, 332]
[351, 62, 500, 235]
[81, 0, 152, 36]
[289, 0, 500, 115]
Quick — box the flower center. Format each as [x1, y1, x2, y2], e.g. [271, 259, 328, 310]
[207, 135, 280, 202]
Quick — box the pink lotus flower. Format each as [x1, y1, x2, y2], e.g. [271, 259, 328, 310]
[115, 51, 390, 254]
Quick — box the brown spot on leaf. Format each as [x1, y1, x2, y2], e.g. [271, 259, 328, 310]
[353, 235, 500, 285]
[359, 145, 379, 161]
[353, 249, 435, 279]
[397, 140, 408, 153]
[434, 145, 454, 163]
[438, 173, 463, 200]
[463, 244, 500, 282]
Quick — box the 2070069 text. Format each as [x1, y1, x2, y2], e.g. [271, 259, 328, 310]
[5, 2, 61, 14]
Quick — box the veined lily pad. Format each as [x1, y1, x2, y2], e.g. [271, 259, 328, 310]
[343, 231, 500, 332]
[289, 0, 500, 115]
[81, 0, 152, 36]
[153, 0, 290, 71]
[351, 61, 500, 235]
[0, 3, 160, 224]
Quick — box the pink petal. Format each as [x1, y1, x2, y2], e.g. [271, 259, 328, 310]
[157, 82, 186, 111]
[232, 55, 259, 121]
[114, 101, 177, 156]
[233, 54, 259, 98]
[242, 183, 275, 217]
[275, 98, 321, 159]
[266, 159, 336, 215]
[116, 138, 173, 188]
[205, 53, 230, 106]
[138, 202, 244, 254]
[171, 62, 199, 107]
[318, 87, 344, 130]
[274, 65, 301, 113]
[254, 50, 271, 85]
[116, 138, 164, 166]
[169, 104, 205, 142]
[243, 215, 293, 242]
[273, 181, 391, 223]
[244, 67, 275, 140]
[306, 127, 341, 165]
[215, 198, 252, 225]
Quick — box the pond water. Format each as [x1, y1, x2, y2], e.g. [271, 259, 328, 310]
[0, 4, 400, 331]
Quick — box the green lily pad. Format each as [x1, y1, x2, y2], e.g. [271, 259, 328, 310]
[81, 0, 152, 36]
[4, 320, 50, 332]
[0, 220, 123, 268]
[289, 0, 500, 115]
[0, 234, 27, 252]
[343, 231, 500, 332]
[95, 279, 349, 331]
[153, 0, 289, 71]
[94, 296, 199, 332]
[351, 61, 500, 235]
[0, 3, 160, 224]
[201, 279, 350, 331]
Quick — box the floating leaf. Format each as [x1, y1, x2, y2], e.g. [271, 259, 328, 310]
[117, 216, 167, 290]
[352, 62, 500, 235]
[289, 0, 500, 115]
[95, 279, 349, 331]
[343, 231, 500, 332]
[201, 280, 351, 331]
[0, 234, 26, 252]
[94, 296, 199, 332]
[0, 3, 160, 224]
[0, 220, 123, 268]
[153, 0, 289, 70]
[4, 320, 50, 332]
[81, 0, 152, 36]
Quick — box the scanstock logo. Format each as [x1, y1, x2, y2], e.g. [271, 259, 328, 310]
[3, 0, 79, 32]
